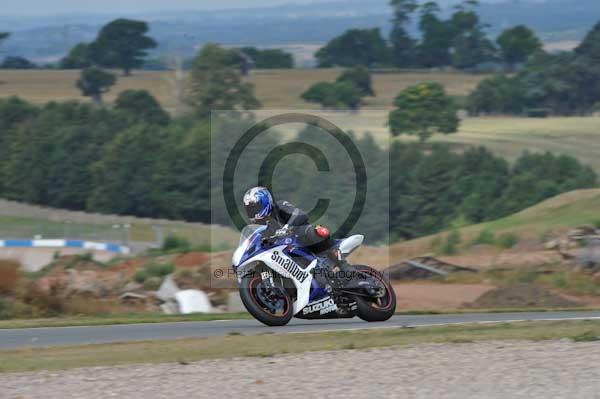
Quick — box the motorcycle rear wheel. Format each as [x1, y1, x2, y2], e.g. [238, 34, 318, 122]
[352, 265, 396, 322]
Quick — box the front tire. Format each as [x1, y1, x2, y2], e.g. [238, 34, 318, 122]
[353, 265, 396, 322]
[239, 273, 293, 327]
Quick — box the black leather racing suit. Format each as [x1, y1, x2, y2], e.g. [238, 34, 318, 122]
[259, 200, 335, 256]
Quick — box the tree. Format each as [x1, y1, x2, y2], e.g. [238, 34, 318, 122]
[389, 82, 459, 142]
[301, 81, 337, 106]
[468, 50, 600, 116]
[186, 43, 261, 119]
[0, 97, 38, 193]
[0, 32, 9, 46]
[59, 43, 92, 69]
[301, 81, 363, 110]
[417, 2, 455, 67]
[331, 81, 363, 110]
[389, 0, 418, 67]
[88, 124, 170, 217]
[115, 90, 170, 126]
[576, 21, 600, 62]
[467, 74, 526, 115]
[450, 1, 497, 69]
[76, 67, 117, 105]
[496, 151, 597, 216]
[315, 28, 389, 67]
[410, 145, 461, 234]
[90, 19, 157, 76]
[0, 56, 37, 69]
[0, 101, 125, 209]
[336, 67, 375, 97]
[239, 47, 294, 69]
[496, 25, 542, 68]
[450, 147, 510, 222]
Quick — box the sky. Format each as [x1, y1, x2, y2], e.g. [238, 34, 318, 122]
[0, 0, 344, 16]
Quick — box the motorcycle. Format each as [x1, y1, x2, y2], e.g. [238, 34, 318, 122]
[232, 224, 396, 326]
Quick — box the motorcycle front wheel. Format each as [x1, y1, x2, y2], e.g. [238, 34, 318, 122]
[239, 273, 294, 327]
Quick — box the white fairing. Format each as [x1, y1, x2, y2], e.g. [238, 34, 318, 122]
[339, 234, 364, 255]
[232, 245, 246, 267]
[236, 245, 317, 314]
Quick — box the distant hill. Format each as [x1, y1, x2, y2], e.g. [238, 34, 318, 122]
[1, 0, 599, 62]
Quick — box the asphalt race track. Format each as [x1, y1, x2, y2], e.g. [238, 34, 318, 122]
[2, 311, 600, 350]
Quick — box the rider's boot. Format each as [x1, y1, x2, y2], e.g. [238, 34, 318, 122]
[325, 248, 353, 287]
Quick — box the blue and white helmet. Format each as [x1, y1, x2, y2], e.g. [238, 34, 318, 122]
[243, 187, 274, 222]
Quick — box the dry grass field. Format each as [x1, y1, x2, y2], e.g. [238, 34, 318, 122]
[0, 68, 487, 113]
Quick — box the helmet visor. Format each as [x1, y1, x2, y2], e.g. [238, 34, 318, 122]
[245, 201, 263, 221]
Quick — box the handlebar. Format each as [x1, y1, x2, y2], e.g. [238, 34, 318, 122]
[261, 229, 296, 244]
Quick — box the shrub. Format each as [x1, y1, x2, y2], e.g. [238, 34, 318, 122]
[20, 282, 65, 317]
[143, 277, 162, 291]
[473, 229, 495, 246]
[336, 66, 374, 96]
[0, 297, 12, 319]
[572, 331, 600, 342]
[162, 235, 191, 253]
[0, 260, 22, 294]
[538, 271, 600, 296]
[64, 253, 94, 269]
[442, 230, 462, 255]
[498, 232, 520, 249]
[593, 220, 600, 229]
[135, 263, 175, 283]
[301, 81, 363, 110]
[146, 263, 175, 277]
[134, 270, 148, 283]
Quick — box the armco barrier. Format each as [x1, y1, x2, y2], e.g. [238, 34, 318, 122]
[0, 239, 131, 255]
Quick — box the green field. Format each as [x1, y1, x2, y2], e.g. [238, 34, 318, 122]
[277, 111, 600, 171]
[0, 214, 238, 248]
[1, 320, 598, 372]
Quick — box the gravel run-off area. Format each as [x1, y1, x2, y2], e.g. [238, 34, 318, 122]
[2, 340, 600, 399]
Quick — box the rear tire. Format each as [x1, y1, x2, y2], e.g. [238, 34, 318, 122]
[239, 272, 294, 327]
[352, 265, 396, 322]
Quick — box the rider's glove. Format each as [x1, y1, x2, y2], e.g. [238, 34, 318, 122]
[274, 224, 291, 238]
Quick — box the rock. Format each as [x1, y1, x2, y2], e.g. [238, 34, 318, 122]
[175, 289, 213, 314]
[121, 281, 143, 293]
[568, 225, 598, 238]
[119, 292, 148, 300]
[545, 240, 559, 250]
[156, 275, 179, 301]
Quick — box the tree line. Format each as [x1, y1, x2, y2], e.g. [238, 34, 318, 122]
[316, 0, 542, 71]
[0, 20, 295, 72]
[0, 94, 596, 243]
[468, 21, 600, 116]
[308, 11, 600, 118]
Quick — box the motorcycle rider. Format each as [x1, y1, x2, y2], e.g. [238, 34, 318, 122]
[242, 186, 348, 280]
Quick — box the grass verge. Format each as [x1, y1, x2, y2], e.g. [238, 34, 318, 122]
[2, 308, 600, 329]
[1, 320, 599, 373]
[0, 312, 252, 329]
